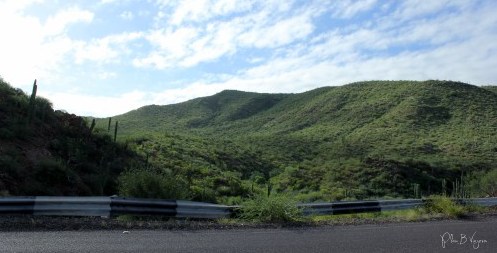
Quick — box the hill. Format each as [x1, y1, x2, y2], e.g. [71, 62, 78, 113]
[0, 78, 277, 203]
[0, 78, 139, 196]
[109, 80, 497, 200]
[4, 78, 497, 202]
[114, 80, 497, 162]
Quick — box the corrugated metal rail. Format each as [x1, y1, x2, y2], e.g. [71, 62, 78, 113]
[0, 197, 496, 218]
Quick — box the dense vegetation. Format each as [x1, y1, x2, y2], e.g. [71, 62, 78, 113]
[0, 78, 139, 196]
[111, 80, 497, 202]
[2, 77, 497, 203]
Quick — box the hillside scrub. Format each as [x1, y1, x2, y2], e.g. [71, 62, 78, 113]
[466, 168, 497, 197]
[239, 194, 304, 223]
[3, 78, 497, 202]
[0, 78, 140, 196]
[102, 80, 497, 202]
[118, 169, 189, 199]
[422, 195, 465, 218]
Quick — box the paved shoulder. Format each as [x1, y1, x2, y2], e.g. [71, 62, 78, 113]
[1, 218, 496, 252]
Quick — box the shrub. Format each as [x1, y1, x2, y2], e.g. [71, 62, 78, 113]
[468, 169, 497, 197]
[118, 169, 189, 199]
[30, 158, 70, 195]
[239, 194, 303, 223]
[423, 195, 465, 218]
[0, 128, 15, 140]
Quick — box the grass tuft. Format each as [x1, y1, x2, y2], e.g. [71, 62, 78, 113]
[239, 194, 304, 223]
[422, 195, 465, 218]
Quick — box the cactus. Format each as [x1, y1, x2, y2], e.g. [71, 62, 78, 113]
[89, 118, 96, 133]
[412, 183, 420, 198]
[267, 182, 272, 197]
[107, 117, 112, 132]
[442, 179, 447, 196]
[114, 120, 118, 142]
[28, 79, 37, 123]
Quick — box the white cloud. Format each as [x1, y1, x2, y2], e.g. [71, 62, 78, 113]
[43, 7, 94, 36]
[43, 90, 149, 117]
[100, 0, 118, 4]
[0, 0, 44, 12]
[75, 32, 143, 64]
[136, 1, 316, 69]
[238, 13, 314, 48]
[393, 0, 472, 21]
[332, 0, 378, 18]
[0, 3, 94, 90]
[133, 27, 198, 68]
[159, 0, 255, 25]
[120, 11, 134, 20]
[97, 71, 117, 80]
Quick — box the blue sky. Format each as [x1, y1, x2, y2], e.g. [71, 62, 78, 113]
[1, 0, 496, 117]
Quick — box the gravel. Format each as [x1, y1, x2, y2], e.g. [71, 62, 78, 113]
[2, 210, 497, 231]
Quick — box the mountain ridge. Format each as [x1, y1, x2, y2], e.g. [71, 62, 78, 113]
[113, 80, 497, 140]
[4, 78, 497, 201]
[111, 80, 497, 166]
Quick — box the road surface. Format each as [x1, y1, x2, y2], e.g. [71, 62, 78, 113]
[1, 218, 496, 252]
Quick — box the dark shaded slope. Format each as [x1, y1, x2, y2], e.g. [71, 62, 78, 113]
[0, 79, 139, 196]
[114, 90, 289, 136]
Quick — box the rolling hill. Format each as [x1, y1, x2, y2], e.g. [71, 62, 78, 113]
[4, 78, 497, 202]
[114, 80, 497, 163]
[103, 80, 497, 201]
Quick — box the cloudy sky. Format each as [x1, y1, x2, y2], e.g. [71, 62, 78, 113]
[1, 0, 496, 117]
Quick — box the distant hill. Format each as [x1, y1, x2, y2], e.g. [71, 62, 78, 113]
[107, 80, 497, 200]
[114, 80, 497, 162]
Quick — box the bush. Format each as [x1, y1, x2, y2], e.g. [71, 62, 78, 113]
[239, 194, 303, 223]
[118, 169, 189, 199]
[467, 169, 497, 197]
[0, 128, 15, 140]
[423, 195, 465, 218]
[29, 158, 70, 195]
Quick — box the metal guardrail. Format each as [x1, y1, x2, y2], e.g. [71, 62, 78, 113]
[299, 198, 497, 216]
[0, 197, 35, 214]
[0, 197, 235, 218]
[34, 196, 110, 216]
[462, 198, 497, 207]
[0, 197, 496, 218]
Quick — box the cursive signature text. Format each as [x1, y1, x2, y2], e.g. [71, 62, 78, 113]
[440, 232, 488, 249]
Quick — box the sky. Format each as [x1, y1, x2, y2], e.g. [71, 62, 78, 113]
[1, 0, 497, 117]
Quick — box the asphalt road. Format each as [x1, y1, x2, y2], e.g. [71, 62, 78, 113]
[1, 218, 496, 252]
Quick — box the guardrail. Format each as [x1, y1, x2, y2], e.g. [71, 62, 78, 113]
[0, 196, 235, 219]
[0, 197, 496, 218]
[299, 199, 424, 215]
[300, 198, 497, 215]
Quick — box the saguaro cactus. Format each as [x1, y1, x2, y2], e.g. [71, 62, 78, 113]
[107, 117, 112, 132]
[114, 120, 119, 142]
[89, 118, 96, 134]
[28, 79, 37, 123]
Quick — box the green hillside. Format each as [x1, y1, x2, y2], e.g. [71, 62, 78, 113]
[0, 78, 276, 202]
[114, 80, 497, 162]
[0, 78, 139, 196]
[106, 80, 497, 201]
[4, 78, 497, 202]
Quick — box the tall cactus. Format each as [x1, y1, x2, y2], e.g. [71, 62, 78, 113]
[107, 117, 112, 132]
[114, 120, 119, 142]
[28, 79, 37, 123]
[89, 118, 96, 134]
